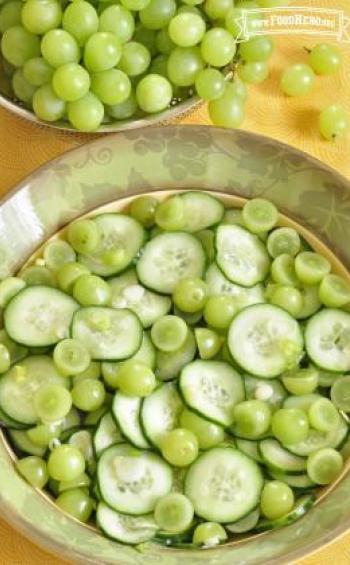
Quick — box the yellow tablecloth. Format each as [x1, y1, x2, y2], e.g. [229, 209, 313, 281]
[1, 0, 350, 562]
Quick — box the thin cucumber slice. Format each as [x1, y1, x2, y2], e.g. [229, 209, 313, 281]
[236, 439, 263, 463]
[259, 439, 307, 473]
[254, 494, 315, 531]
[109, 268, 171, 328]
[268, 469, 315, 489]
[0, 330, 28, 366]
[112, 393, 150, 449]
[97, 443, 173, 514]
[184, 447, 263, 523]
[136, 232, 206, 294]
[8, 430, 46, 457]
[97, 502, 158, 544]
[284, 416, 348, 456]
[93, 412, 123, 457]
[216, 224, 270, 287]
[0, 407, 29, 430]
[78, 214, 145, 277]
[141, 383, 183, 447]
[179, 360, 244, 426]
[71, 306, 143, 361]
[244, 374, 287, 411]
[180, 191, 224, 232]
[156, 329, 197, 381]
[228, 304, 304, 378]
[305, 309, 350, 372]
[0, 356, 69, 425]
[226, 508, 260, 533]
[205, 263, 265, 312]
[4, 286, 79, 347]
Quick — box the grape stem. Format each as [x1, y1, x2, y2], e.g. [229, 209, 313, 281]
[303, 47, 311, 53]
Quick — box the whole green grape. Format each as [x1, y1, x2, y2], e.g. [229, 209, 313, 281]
[208, 83, 245, 128]
[12, 69, 37, 105]
[167, 46, 204, 86]
[107, 91, 138, 120]
[319, 104, 349, 141]
[118, 41, 151, 76]
[0, 0, 22, 34]
[195, 68, 225, 101]
[41, 29, 80, 68]
[52, 63, 90, 102]
[1, 25, 41, 67]
[99, 5, 134, 44]
[62, 0, 99, 47]
[21, 0, 62, 35]
[281, 63, 315, 96]
[201, 28, 236, 68]
[91, 69, 131, 105]
[237, 61, 269, 84]
[68, 92, 104, 131]
[239, 36, 274, 62]
[23, 57, 54, 87]
[204, 0, 233, 20]
[84, 32, 121, 72]
[168, 13, 206, 47]
[139, 0, 176, 30]
[33, 84, 66, 121]
[136, 74, 172, 113]
[309, 43, 342, 75]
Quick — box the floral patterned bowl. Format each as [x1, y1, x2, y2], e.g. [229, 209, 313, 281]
[1, 125, 350, 564]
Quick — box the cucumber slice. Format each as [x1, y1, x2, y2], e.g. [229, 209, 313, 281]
[259, 439, 307, 473]
[184, 447, 263, 523]
[284, 416, 348, 456]
[0, 407, 29, 430]
[216, 224, 270, 287]
[236, 439, 263, 463]
[180, 191, 224, 232]
[244, 374, 287, 411]
[8, 430, 46, 457]
[141, 383, 183, 447]
[0, 356, 69, 425]
[71, 306, 142, 361]
[268, 469, 315, 489]
[136, 232, 206, 294]
[179, 360, 244, 426]
[109, 268, 171, 328]
[305, 309, 350, 372]
[94, 412, 123, 457]
[254, 494, 315, 531]
[228, 304, 304, 378]
[156, 329, 196, 382]
[0, 329, 28, 365]
[4, 286, 79, 347]
[97, 444, 173, 514]
[97, 502, 158, 544]
[78, 214, 145, 277]
[112, 393, 150, 449]
[226, 508, 260, 533]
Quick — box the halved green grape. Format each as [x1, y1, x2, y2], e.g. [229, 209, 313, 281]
[32, 84, 66, 122]
[295, 252, 331, 285]
[52, 63, 90, 102]
[297, 284, 321, 319]
[84, 32, 121, 72]
[0, 277, 25, 308]
[242, 198, 279, 233]
[281, 63, 315, 96]
[99, 5, 134, 44]
[0, 1, 22, 34]
[67, 219, 100, 254]
[319, 104, 349, 141]
[193, 522, 227, 546]
[154, 492, 194, 533]
[151, 315, 188, 352]
[155, 196, 185, 230]
[53, 338, 91, 375]
[309, 43, 342, 75]
[195, 68, 225, 101]
[233, 400, 271, 439]
[237, 61, 269, 84]
[115, 360, 156, 396]
[91, 69, 131, 105]
[41, 29, 80, 68]
[308, 398, 339, 432]
[167, 46, 204, 87]
[156, 28, 175, 55]
[56, 488, 93, 522]
[201, 28, 236, 68]
[271, 254, 299, 286]
[204, 0, 233, 20]
[34, 384, 72, 422]
[73, 274, 111, 306]
[57, 262, 90, 293]
[118, 41, 151, 77]
[1, 25, 41, 67]
[282, 367, 319, 396]
[71, 379, 106, 411]
[48, 445, 85, 482]
[271, 408, 309, 445]
[194, 328, 222, 360]
[239, 36, 274, 62]
[62, 0, 99, 46]
[22, 57, 53, 87]
[260, 481, 294, 520]
[0, 344, 10, 373]
[43, 240, 76, 271]
[68, 92, 104, 132]
[20, 265, 56, 286]
[16, 456, 48, 488]
[269, 285, 303, 317]
[107, 91, 138, 120]
[267, 228, 301, 258]
[203, 295, 236, 330]
[27, 422, 61, 447]
[58, 472, 91, 493]
[319, 274, 350, 308]
[168, 13, 205, 47]
[21, 0, 62, 35]
[129, 196, 158, 228]
[139, 0, 176, 30]
[307, 447, 343, 485]
[73, 361, 101, 384]
[173, 278, 207, 313]
[136, 74, 172, 113]
[160, 428, 199, 467]
[180, 408, 224, 449]
[196, 229, 215, 262]
[331, 376, 350, 412]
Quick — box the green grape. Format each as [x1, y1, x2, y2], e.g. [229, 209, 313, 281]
[58, 471, 91, 493]
[0, 1, 22, 34]
[208, 84, 245, 128]
[155, 196, 185, 230]
[281, 63, 315, 96]
[242, 198, 278, 233]
[67, 219, 100, 254]
[182, 0, 204, 5]
[1, 25, 41, 67]
[319, 274, 350, 308]
[269, 285, 303, 317]
[20, 265, 56, 286]
[239, 36, 274, 62]
[150, 54, 169, 77]
[151, 315, 188, 352]
[33, 84, 66, 122]
[194, 328, 222, 360]
[43, 240, 76, 271]
[129, 196, 158, 227]
[139, 0, 176, 30]
[260, 481, 294, 520]
[154, 493, 194, 533]
[71, 378, 106, 411]
[267, 227, 301, 258]
[41, 29, 80, 68]
[173, 278, 207, 313]
[180, 408, 224, 449]
[68, 92, 104, 131]
[120, 0, 151, 9]
[27, 422, 61, 447]
[53, 338, 91, 375]
[309, 43, 342, 75]
[201, 28, 236, 68]
[136, 74, 172, 113]
[193, 522, 227, 546]
[226, 77, 247, 102]
[16, 456, 49, 488]
[23, 57, 54, 87]
[196, 229, 215, 262]
[91, 69, 131, 105]
[156, 28, 175, 55]
[34, 383, 72, 422]
[56, 488, 93, 522]
[99, 5, 134, 44]
[56, 262, 90, 293]
[167, 46, 204, 87]
[73, 274, 111, 306]
[226, 3, 261, 38]
[115, 360, 156, 396]
[308, 398, 339, 432]
[48, 445, 85, 482]
[52, 63, 90, 102]
[195, 68, 225, 101]
[307, 448, 343, 485]
[118, 41, 151, 77]
[237, 60, 269, 84]
[21, 0, 62, 35]
[62, 0, 99, 47]
[0, 277, 25, 308]
[271, 254, 298, 286]
[12, 69, 36, 105]
[233, 400, 271, 439]
[84, 31, 121, 72]
[178, 4, 202, 14]
[204, 0, 233, 21]
[168, 13, 206, 48]
[203, 295, 236, 329]
[133, 23, 157, 56]
[73, 361, 101, 384]
[295, 251, 331, 285]
[160, 428, 199, 467]
[319, 104, 349, 141]
[107, 91, 138, 120]
[271, 408, 309, 445]
[281, 367, 319, 396]
[0, 343, 10, 373]
[331, 376, 350, 412]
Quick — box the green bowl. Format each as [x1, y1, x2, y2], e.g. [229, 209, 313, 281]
[1, 125, 350, 564]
